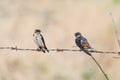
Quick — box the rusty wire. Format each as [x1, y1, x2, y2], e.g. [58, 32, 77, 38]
[0, 46, 120, 55]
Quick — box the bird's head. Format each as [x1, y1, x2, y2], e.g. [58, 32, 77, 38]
[74, 32, 81, 38]
[35, 29, 41, 34]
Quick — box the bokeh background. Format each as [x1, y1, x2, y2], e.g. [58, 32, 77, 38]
[0, 0, 120, 80]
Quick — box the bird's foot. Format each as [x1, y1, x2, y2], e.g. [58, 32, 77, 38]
[37, 48, 41, 51]
[47, 50, 49, 53]
[91, 48, 96, 51]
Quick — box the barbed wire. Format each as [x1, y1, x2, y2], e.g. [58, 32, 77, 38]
[0, 46, 118, 79]
[0, 46, 120, 55]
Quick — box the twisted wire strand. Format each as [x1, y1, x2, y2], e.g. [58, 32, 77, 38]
[0, 46, 119, 55]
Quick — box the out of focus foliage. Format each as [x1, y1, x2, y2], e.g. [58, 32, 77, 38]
[82, 70, 92, 80]
[54, 73, 70, 80]
[113, 0, 120, 4]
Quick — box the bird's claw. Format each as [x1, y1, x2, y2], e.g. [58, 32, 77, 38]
[37, 48, 41, 51]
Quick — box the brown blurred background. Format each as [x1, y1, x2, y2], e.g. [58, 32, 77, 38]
[0, 0, 120, 80]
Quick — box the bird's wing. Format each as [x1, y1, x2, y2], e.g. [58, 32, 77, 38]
[80, 37, 89, 47]
[40, 34, 47, 48]
[81, 40, 89, 47]
[81, 38, 93, 49]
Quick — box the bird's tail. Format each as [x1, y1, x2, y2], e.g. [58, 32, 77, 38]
[45, 47, 49, 53]
[41, 49, 46, 53]
[39, 47, 45, 53]
[83, 49, 109, 80]
[82, 49, 92, 56]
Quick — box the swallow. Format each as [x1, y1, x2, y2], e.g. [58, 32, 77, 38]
[74, 32, 93, 56]
[33, 29, 49, 53]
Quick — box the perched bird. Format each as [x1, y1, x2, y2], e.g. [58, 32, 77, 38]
[74, 32, 109, 80]
[74, 32, 93, 56]
[33, 29, 49, 53]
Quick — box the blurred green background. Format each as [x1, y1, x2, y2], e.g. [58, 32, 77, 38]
[0, 0, 120, 80]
